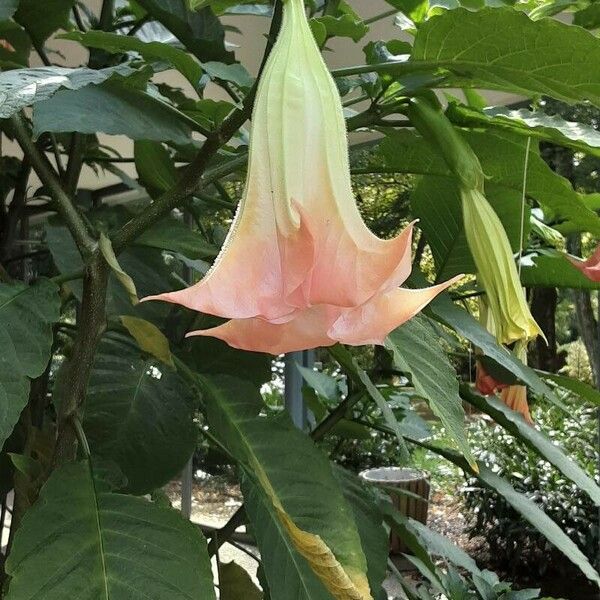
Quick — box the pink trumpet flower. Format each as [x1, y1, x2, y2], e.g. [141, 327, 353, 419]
[144, 0, 461, 354]
[569, 245, 600, 282]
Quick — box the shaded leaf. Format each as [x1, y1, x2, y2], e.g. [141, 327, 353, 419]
[0, 280, 59, 450]
[382, 129, 600, 236]
[0, 64, 137, 119]
[418, 442, 600, 585]
[461, 387, 600, 506]
[537, 370, 600, 407]
[6, 461, 215, 599]
[134, 140, 177, 198]
[85, 338, 196, 494]
[60, 30, 203, 87]
[423, 289, 553, 399]
[33, 80, 199, 145]
[138, 217, 219, 259]
[385, 316, 474, 468]
[199, 375, 372, 600]
[220, 561, 263, 600]
[14, 0, 74, 45]
[135, 0, 234, 63]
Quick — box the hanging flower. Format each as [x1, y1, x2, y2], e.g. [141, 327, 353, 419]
[501, 385, 533, 424]
[145, 0, 460, 354]
[475, 360, 508, 396]
[569, 245, 600, 282]
[462, 188, 543, 346]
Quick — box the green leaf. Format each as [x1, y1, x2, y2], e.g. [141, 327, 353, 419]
[135, 0, 234, 63]
[119, 315, 174, 366]
[537, 370, 600, 407]
[0, 280, 60, 450]
[198, 375, 372, 600]
[220, 561, 263, 600]
[202, 61, 254, 89]
[14, 0, 74, 45]
[333, 468, 388, 599]
[33, 79, 199, 145]
[385, 316, 474, 468]
[137, 217, 219, 259]
[447, 103, 600, 158]
[6, 461, 216, 599]
[419, 443, 600, 585]
[84, 338, 196, 494]
[424, 290, 553, 399]
[134, 140, 177, 198]
[60, 31, 203, 88]
[574, 3, 600, 29]
[382, 129, 600, 236]
[520, 252, 600, 290]
[329, 345, 410, 463]
[311, 14, 369, 42]
[0, 64, 137, 119]
[99, 233, 139, 305]
[462, 387, 600, 506]
[411, 7, 600, 106]
[0, 0, 19, 21]
[242, 477, 334, 600]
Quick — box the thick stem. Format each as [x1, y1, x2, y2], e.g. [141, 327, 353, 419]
[53, 255, 109, 465]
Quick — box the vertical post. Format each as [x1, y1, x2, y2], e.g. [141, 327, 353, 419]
[181, 210, 194, 519]
[284, 350, 315, 430]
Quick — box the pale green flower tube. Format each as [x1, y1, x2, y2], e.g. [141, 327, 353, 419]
[462, 188, 543, 345]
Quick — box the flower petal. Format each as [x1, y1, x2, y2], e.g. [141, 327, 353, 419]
[328, 276, 464, 346]
[501, 385, 533, 424]
[568, 245, 600, 283]
[187, 306, 340, 355]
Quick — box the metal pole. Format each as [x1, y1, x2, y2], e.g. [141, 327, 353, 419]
[284, 350, 315, 430]
[181, 210, 195, 519]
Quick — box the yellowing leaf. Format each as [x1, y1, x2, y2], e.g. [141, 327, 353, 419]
[220, 561, 263, 600]
[119, 316, 174, 367]
[99, 233, 138, 305]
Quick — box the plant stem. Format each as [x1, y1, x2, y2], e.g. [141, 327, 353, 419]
[53, 255, 108, 466]
[364, 9, 398, 25]
[10, 114, 96, 258]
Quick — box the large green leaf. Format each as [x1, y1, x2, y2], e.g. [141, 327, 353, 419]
[448, 103, 600, 158]
[538, 370, 600, 406]
[84, 338, 196, 494]
[418, 442, 600, 585]
[411, 7, 600, 106]
[520, 252, 600, 290]
[242, 477, 334, 600]
[60, 31, 203, 88]
[0, 64, 137, 119]
[462, 387, 600, 506]
[385, 316, 474, 468]
[423, 289, 553, 399]
[14, 0, 74, 45]
[33, 80, 199, 145]
[198, 375, 372, 600]
[6, 461, 216, 599]
[0, 280, 60, 450]
[333, 468, 388, 600]
[382, 129, 600, 236]
[135, 0, 233, 63]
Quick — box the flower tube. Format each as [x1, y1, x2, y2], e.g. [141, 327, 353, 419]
[145, 0, 459, 353]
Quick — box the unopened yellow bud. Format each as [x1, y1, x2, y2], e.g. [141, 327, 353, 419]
[462, 188, 543, 345]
